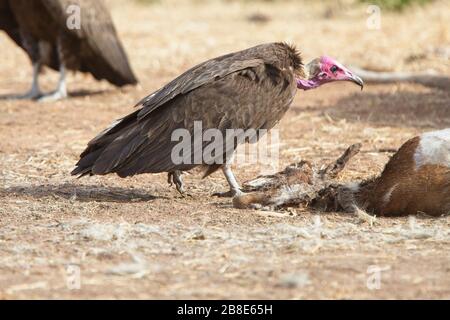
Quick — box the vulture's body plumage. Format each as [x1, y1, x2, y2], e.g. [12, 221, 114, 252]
[72, 43, 363, 195]
[0, 0, 137, 100]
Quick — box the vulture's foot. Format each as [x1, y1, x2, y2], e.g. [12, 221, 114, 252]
[213, 188, 244, 198]
[217, 164, 243, 197]
[37, 90, 68, 102]
[168, 171, 186, 195]
[4, 89, 42, 101]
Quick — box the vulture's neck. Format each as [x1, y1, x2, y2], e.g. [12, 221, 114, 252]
[296, 60, 321, 90]
[296, 78, 320, 90]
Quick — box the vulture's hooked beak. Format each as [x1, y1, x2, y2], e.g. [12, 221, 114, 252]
[348, 73, 364, 90]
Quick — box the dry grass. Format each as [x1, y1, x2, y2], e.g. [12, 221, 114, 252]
[0, 0, 449, 299]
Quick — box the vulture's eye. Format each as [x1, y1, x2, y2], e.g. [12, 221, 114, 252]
[330, 65, 338, 73]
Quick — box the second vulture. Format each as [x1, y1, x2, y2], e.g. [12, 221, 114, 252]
[72, 42, 363, 196]
[0, 0, 137, 101]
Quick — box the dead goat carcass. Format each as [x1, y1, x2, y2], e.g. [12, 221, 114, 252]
[233, 143, 361, 211]
[339, 129, 450, 217]
[234, 129, 450, 217]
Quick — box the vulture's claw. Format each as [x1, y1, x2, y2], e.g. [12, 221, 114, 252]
[213, 189, 244, 198]
[37, 90, 68, 102]
[168, 171, 186, 195]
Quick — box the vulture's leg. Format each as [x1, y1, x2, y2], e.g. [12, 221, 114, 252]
[28, 62, 42, 99]
[12, 62, 42, 100]
[38, 37, 67, 102]
[213, 163, 243, 197]
[168, 170, 185, 195]
[8, 33, 42, 100]
[38, 63, 67, 102]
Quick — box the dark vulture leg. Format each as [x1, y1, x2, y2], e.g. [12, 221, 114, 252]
[16, 61, 42, 100]
[38, 36, 67, 102]
[9, 32, 42, 100]
[168, 170, 185, 195]
[213, 163, 243, 197]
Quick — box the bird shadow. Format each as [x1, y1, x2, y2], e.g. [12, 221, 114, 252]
[0, 183, 161, 203]
[69, 88, 113, 98]
[0, 88, 111, 101]
[324, 89, 450, 129]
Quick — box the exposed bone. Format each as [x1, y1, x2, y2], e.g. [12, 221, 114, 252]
[318, 143, 361, 179]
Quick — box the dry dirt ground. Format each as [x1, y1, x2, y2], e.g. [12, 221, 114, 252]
[0, 0, 449, 299]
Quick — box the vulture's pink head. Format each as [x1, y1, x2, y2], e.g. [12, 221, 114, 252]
[297, 56, 364, 90]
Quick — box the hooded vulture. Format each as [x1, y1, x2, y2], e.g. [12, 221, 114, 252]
[72, 42, 363, 196]
[0, 0, 137, 101]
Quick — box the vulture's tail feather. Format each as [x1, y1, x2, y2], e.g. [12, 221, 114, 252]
[72, 104, 200, 179]
[71, 110, 141, 177]
[71, 148, 105, 177]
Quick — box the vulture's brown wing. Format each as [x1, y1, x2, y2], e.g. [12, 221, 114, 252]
[134, 42, 298, 121]
[41, 0, 137, 86]
[135, 42, 302, 120]
[73, 57, 296, 177]
[0, 0, 24, 51]
[136, 57, 263, 120]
